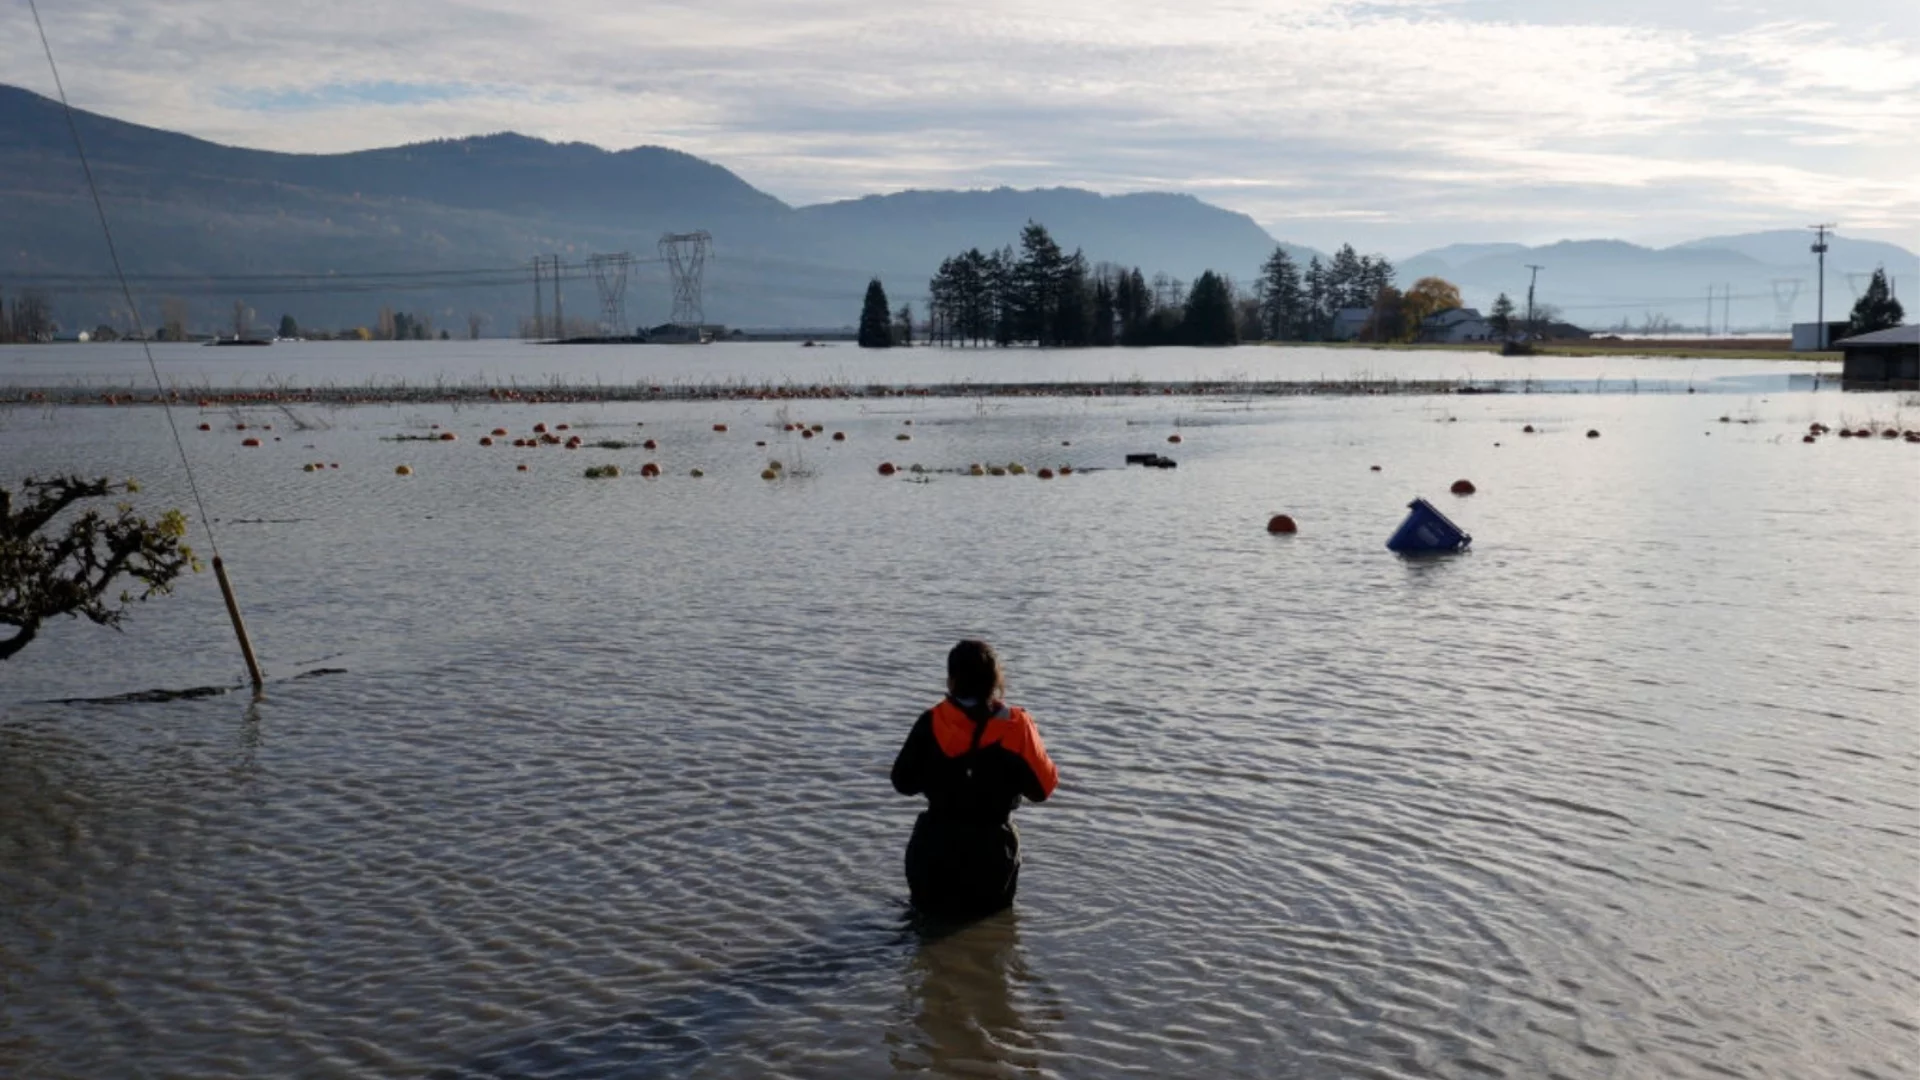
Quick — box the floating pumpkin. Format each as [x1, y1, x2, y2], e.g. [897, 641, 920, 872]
[1059, 465, 1072, 475]
[235, 422, 248, 431]
[1450, 479, 1476, 495]
[302, 463, 317, 473]
[643, 438, 658, 450]
[761, 468, 778, 480]
[1522, 424, 1535, 433]
[197, 423, 211, 431]
[1008, 463, 1026, 475]
[479, 437, 493, 447]
[878, 462, 897, 476]
[802, 429, 815, 439]
[690, 468, 705, 477]
[395, 465, 413, 476]
[897, 433, 911, 441]
[969, 464, 985, 476]
[832, 431, 846, 441]
[556, 424, 570, 431]
[1370, 465, 1382, 472]
[534, 422, 548, 433]
[439, 432, 456, 441]
[1586, 429, 1600, 438]
[640, 462, 661, 477]
[1038, 468, 1055, 480]
[492, 428, 509, 437]
[713, 423, 728, 432]
[1168, 434, 1182, 444]
[988, 466, 1007, 477]
[241, 437, 261, 447]
[516, 464, 529, 472]
[1266, 514, 1298, 534]
[1840, 428, 1855, 438]
[1803, 434, 1817, 443]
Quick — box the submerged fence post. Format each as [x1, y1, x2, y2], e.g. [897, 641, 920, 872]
[212, 556, 266, 691]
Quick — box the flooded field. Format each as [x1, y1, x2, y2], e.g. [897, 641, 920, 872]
[0, 339, 1834, 397]
[2, 357, 1916, 1078]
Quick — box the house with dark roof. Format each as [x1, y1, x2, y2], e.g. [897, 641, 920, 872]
[1835, 325, 1919, 389]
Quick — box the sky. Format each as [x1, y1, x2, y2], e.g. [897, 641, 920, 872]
[6, 0, 1917, 257]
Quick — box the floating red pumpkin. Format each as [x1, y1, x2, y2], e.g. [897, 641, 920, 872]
[1267, 514, 1298, 534]
[878, 462, 896, 476]
[1450, 479, 1476, 495]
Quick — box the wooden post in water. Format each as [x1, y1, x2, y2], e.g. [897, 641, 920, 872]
[213, 556, 265, 691]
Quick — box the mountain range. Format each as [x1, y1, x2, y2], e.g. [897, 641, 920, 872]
[2, 84, 1912, 335]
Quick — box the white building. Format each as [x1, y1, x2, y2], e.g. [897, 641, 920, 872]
[1420, 307, 1493, 343]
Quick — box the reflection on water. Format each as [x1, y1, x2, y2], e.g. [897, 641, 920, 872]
[1, 383, 1915, 1079]
[891, 912, 1059, 1077]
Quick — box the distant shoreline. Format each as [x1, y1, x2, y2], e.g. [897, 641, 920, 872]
[1267, 341, 1842, 362]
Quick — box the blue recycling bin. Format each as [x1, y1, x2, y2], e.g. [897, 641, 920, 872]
[1386, 497, 1472, 554]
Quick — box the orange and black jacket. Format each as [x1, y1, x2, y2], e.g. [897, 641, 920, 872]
[892, 697, 1059, 826]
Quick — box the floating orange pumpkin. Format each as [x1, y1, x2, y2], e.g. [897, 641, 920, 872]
[395, 465, 413, 476]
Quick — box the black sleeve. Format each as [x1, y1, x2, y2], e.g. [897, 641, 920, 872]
[891, 712, 935, 796]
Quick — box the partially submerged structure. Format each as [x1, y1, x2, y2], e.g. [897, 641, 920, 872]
[1834, 325, 1919, 390]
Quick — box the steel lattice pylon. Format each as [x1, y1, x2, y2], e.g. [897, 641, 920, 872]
[1769, 278, 1802, 328]
[588, 253, 632, 336]
[659, 231, 714, 329]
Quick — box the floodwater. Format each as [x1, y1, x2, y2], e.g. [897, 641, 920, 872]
[1, 351, 1916, 1079]
[0, 339, 1833, 395]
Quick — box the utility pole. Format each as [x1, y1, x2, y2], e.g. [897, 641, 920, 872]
[1706, 284, 1715, 337]
[1809, 224, 1834, 348]
[1524, 264, 1544, 339]
[1722, 282, 1731, 336]
[552, 255, 565, 340]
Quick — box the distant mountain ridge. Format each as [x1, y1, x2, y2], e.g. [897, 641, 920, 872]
[1, 84, 1912, 334]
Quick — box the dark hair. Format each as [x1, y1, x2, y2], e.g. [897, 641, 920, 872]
[947, 639, 1004, 702]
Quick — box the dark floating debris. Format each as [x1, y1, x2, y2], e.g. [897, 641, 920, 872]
[1125, 453, 1177, 469]
[1450, 479, 1477, 495]
[1386, 497, 1472, 555]
[1266, 514, 1298, 534]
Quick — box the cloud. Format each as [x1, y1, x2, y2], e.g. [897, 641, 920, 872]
[4, 0, 1914, 253]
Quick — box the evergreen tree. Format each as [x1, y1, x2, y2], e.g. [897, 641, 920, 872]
[1092, 277, 1116, 347]
[1302, 257, 1328, 340]
[895, 302, 914, 346]
[1489, 293, 1516, 339]
[858, 279, 893, 348]
[277, 313, 299, 339]
[1256, 247, 1303, 340]
[1182, 271, 1239, 346]
[1847, 267, 1905, 335]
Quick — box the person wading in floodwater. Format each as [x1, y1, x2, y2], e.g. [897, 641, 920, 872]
[891, 640, 1059, 919]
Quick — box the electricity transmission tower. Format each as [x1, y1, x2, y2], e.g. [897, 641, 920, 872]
[659, 231, 714, 329]
[588, 253, 633, 336]
[1769, 279, 1802, 329]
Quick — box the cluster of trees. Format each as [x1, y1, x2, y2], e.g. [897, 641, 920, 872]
[1251, 245, 1398, 341]
[1, 288, 56, 343]
[911, 222, 1242, 348]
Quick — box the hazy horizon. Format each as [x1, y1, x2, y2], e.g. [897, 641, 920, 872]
[4, 0, 1914, 259]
